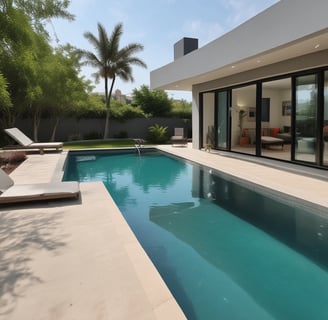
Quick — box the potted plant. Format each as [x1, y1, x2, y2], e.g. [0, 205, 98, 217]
[205, 125, 215, 151]
[238, 109, 249, 145]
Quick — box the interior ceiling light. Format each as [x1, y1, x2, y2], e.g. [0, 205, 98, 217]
[231, 65, 236, 69]
[314, 44, 320, 49]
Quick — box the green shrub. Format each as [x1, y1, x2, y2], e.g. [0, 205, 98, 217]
[132, 85, 172, 117]
[148, 124, 168, 144]
[170, 99, 192, 119]
[110, 104, 145, 120]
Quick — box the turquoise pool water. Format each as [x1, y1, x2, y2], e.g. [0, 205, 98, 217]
[64, 149, 328, 320]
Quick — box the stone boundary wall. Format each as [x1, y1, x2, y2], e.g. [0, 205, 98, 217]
[14, 118, 192, 141]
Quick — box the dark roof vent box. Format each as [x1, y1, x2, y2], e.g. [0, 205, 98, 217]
[174, 37, 198, 60]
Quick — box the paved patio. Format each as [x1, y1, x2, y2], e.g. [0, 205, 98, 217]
[0, 152, 185, 320]
[1, 146, 328, 320]
[158, 145, 328, 214]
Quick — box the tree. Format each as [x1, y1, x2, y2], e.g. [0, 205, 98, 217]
[0, 0, 75, 134]
[26, 32, 53, 141]
[171, 99, 192, 119]
[78, 22, 147, 138]
[132, 85, 172, 117]
[0, 0, 74, 33]
[37, 45, 91, 141]
[0, 73, 12, 127]
[0, 7, 40, 127]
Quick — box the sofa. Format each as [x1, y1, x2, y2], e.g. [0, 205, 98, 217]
[242, 126, 292, 145]
[276, 126, 291, 143]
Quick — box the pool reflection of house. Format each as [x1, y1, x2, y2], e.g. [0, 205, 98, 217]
[150, 0, 328, 169]
[149, 163, 328, 318]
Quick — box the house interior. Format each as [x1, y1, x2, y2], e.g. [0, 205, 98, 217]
[231, 78, 292, 161]
[203, 73, 328, 166]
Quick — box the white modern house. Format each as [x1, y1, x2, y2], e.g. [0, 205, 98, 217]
[150, 0, 328, 169]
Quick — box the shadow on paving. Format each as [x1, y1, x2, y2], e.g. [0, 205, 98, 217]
[0, 206, 71, 316]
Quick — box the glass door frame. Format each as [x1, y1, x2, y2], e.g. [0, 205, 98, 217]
[214, 90, 231, 151]
[199, 66, 328, 169]
[292, 70, 325, 166]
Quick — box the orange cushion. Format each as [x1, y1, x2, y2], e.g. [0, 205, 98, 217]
[270, 128, 279, 137]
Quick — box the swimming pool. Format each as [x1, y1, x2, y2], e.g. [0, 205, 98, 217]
[64, 149, 328, 320]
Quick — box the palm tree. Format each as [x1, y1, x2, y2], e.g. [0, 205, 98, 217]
[79, 22, 147, 138]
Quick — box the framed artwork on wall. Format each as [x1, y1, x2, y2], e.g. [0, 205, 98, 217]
[282, 101, 291, 116]
[248, 107, 255, 121]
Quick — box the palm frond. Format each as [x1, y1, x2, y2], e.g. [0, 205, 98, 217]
[121, 43, 144, 56]
[108, 23, 123, 59]
[80, 22, 146, 86]
[116, 62, 133, 82]
[96, 23, 111, 63]
[83, 31, 100, 52]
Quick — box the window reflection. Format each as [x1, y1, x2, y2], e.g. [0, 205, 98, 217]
[216, 91, 228, 149]
[202, 92, 215, 148]
[323, 71, 328, 166]
[261, 78, 292, 161]
[231, 85, 256, 155]
[295, 75, 317, 163]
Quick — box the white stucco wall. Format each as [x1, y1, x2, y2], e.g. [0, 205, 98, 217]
[192, 90, 200, 149]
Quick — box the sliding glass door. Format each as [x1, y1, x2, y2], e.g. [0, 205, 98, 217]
[216, 91, 229, 149]
[202, 92, 215, 148]
[261, 78, 292, 161]
[323, 71, 328, 166]
[230, 85, 256, 155]
[201, 91, 229, 150]
[200, 68, 328, 169]
[295, 74, 318, 163]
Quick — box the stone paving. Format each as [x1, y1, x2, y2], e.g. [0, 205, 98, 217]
[1, 145, 328, 320]
[0, 151, 185, 320]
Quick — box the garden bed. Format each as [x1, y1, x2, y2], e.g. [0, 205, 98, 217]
[0, 151, 26, 174]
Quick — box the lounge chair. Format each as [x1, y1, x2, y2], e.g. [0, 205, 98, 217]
[170, 128, 188, 146]
[0, 168, 80, 204]
[4, 127, 63, 154]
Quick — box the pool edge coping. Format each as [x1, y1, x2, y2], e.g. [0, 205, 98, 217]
[59, 149, 188, 320]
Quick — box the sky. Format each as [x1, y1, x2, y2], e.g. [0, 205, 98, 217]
[48, 0, 279, 101]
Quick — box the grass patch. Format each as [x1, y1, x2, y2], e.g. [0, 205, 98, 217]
[63, 139, 145, 149]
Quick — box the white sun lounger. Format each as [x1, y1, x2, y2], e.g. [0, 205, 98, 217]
[0, 168, 80, 204]
[4, 127, 63, 154]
